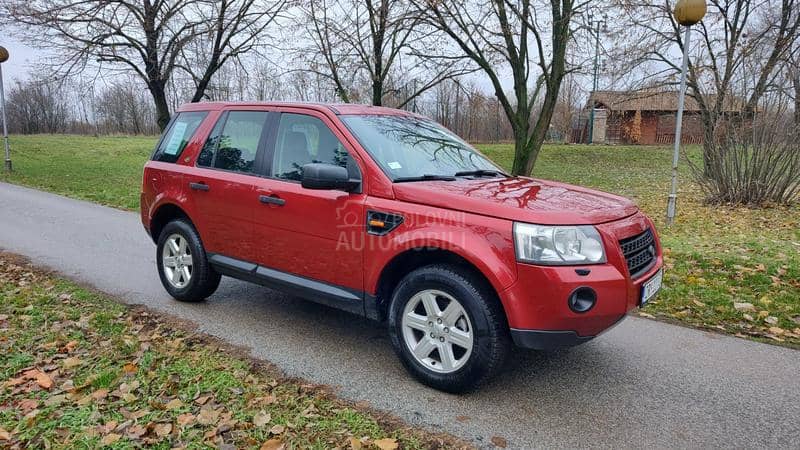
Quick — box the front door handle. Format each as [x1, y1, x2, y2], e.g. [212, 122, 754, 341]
[189, 182, 210, 191]
[259, 194, 285, 206]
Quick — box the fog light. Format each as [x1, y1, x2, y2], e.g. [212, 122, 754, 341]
[568, 287, 596, 313]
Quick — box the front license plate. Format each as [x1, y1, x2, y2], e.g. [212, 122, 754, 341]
[640, 268, 663, 305]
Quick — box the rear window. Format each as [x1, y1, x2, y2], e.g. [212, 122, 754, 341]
[152, 111, 208, 163]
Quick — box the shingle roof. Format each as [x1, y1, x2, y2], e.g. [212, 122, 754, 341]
[588, 90, 745, 112]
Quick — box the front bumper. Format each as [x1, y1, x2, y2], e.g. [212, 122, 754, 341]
[499, 212, 663, 348]
[510, 329, 596, 350]
[510, 315, 628, 350]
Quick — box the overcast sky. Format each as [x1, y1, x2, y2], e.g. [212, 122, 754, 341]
[0, 27, 601, 103]
[0, 32, 44, 83]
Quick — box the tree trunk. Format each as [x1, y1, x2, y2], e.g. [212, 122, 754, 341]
[510, 119, 531, 176]
[148, 82, 171, 131]
[793, 70, 800, 126]
[699, 108, 718, 178]
[372, 78, 383, 106]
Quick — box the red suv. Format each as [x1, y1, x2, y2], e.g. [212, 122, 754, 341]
[141, 102, 663, 392]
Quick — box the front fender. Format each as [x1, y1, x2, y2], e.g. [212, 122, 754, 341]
[363, 200, 517, 297]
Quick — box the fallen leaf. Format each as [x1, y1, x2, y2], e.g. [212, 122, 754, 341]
[742, 314, 754, 322]
[253, 410, 271, 427]
[25, 369, 53, 390]
[126, 424, 147, 439]
[101, 433, 122, 445]
[120, 409, 149, 420]
[165, 399, 183, 410]
[260, 438, 284, 450]
[194, 395, 211, 405]
[197, 407, 220, 426]
[455, 415, 470, 422]
[768, 327, 785, 335]
[0, 428, 10, 441]
[692, 300, 706, 307]
[63, 340, 78, 353]
[99, 421, 118, 434]
[348, 437, 363, 450]
[169, 416, 191, 431]
[154, 422, 172, 437]
[18, 398, 39, 413]
[122, 363, 138, 374]
[491, 436, 508, 448]
[62, 357, 82, 369]
[638, 312, 655, 319]
[91, 389, 109, 400]
[374, 438, 398, 450]
[764, 316, 779, 325]
[269, 424, 285, 435]
[733, 302, 755, 312]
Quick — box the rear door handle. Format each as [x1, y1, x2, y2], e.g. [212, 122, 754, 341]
[259, 195, 285, 206]
[189, 182, 210, 191]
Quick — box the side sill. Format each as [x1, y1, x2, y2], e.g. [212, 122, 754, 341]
[208, 254, 365, 317]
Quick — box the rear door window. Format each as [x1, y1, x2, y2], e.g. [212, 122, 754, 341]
[198, 111, 269, 174]
[152, 111, 207, 163]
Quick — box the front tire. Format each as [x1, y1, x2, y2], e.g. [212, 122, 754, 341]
[156, 219, 221, 302]
[388, 264, 510, 393]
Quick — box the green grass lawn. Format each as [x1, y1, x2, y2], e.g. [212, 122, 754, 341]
[0, 135, 154, 210]
[0, 254, 459, 448]
[1, 135, 798, 346]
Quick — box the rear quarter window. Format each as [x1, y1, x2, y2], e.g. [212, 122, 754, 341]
[152, 111, 208, 163]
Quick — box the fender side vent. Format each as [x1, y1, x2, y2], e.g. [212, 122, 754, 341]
[367, 210, 403, 236]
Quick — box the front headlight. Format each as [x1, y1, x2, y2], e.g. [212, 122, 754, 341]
[513, 223, 606, 265]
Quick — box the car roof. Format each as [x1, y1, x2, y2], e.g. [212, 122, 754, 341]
[177, 101, 424, 118]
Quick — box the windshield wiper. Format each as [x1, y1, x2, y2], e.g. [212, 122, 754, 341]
[454, 169, 509, 178]
[393, 174, 457, 183]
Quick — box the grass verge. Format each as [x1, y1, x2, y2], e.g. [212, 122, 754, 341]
[1, 135, 799, 347]
[0, 253, 467, 449]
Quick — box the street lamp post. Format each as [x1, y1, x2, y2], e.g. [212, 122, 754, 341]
[587, 14, 607, 145]
[666, 0, 707, 226]
[0, 46, 10, 172]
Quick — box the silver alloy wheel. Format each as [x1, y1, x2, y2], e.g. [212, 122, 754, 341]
[162, 233, 193, 289]
[401, 289, 473, 374]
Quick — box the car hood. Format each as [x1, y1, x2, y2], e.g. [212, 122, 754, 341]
[392, 177, 639, 225]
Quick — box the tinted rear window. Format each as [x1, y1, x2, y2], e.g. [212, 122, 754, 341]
[152, 112, 208, 163]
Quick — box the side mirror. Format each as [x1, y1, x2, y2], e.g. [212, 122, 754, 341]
[301, 163, 360, 192]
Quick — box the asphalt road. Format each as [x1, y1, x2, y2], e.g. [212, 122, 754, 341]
[1, 182, 798, 449]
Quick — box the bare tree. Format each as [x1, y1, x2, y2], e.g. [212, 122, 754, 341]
[6, 77, 70, 134]
[615, 0, 800, 172]
[792, 63, 800, 125]
[784, 42, 800, 125]
[95, 81, 159, 134]
[1, 0, 286, 130]
[413, 0, 582, 176]
[298, 0, 472, 108]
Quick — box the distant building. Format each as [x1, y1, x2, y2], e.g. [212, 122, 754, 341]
[571, 90, 745, 145]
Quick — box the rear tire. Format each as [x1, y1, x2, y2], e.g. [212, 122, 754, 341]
[156, 219, 221, 302]
[388, 264, 510, 393]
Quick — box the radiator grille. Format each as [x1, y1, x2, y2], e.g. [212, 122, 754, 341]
[619, 228, 656, 279]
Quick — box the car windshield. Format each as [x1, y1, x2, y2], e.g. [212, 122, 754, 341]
[341, 115, 503, 181]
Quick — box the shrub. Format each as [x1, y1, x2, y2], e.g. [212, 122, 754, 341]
[692, 115, 800, 206]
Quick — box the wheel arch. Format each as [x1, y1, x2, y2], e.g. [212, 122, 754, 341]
[149, 203, 193, 244]
[371, 247, 506, 323]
